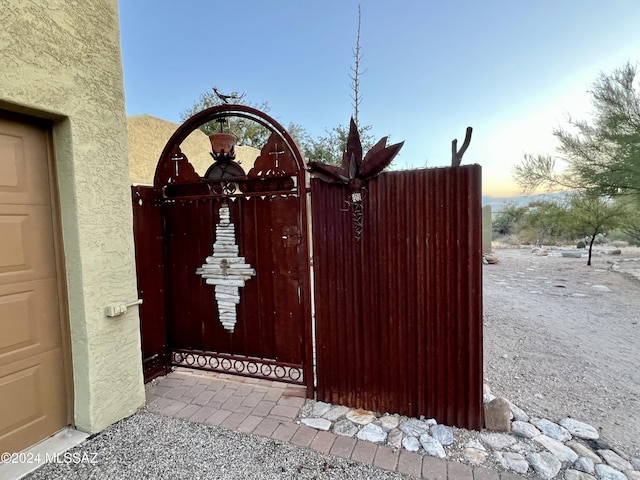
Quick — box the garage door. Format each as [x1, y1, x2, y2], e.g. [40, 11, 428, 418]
[0, 116, 68, 454]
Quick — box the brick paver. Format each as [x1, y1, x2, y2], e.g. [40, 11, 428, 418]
[473, 467, 500, 480]
[350, 439, 378, 464]
[252, 418, 280, 438]
[271, 423, 299, 442]
[329, 435, 357, 459]
[422, 456, 447, 480]
[373, 445, 399, 471]
[447, 461, 473, 480]
[145, 370, 528, 480]
[290, 426, 317, 448]
[309, 431, 336, 454]
[398, 451, 423, 478]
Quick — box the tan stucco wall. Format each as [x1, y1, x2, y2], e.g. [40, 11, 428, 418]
[127, 114, 260, 184]
[0, 0, 145, 432]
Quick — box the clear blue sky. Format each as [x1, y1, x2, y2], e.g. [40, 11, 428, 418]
[118, 1, 640, 196]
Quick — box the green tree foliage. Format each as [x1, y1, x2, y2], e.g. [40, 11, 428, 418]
[566, 193, 625, 265]
[514, 62, 640, 198]
[492, 202, 527, 235]
[522, 201, 571, 245]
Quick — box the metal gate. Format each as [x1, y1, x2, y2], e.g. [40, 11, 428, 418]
[133, 105, 313, 395]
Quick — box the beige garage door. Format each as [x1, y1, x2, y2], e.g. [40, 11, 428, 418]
[0, 115, 68, 454]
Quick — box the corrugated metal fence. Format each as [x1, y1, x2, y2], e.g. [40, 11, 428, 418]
[311, 165, 483, 430]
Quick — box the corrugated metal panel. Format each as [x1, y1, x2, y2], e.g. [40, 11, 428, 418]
[311, 165, 483, 430]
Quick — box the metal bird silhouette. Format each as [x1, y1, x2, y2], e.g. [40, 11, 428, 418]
[213, 87, 246, 104]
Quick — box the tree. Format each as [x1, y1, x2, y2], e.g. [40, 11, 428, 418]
[522, 201, 571, 245]
[492, 202, 527, 236]
[567, 193, 624, 265]
[514, 62, 640, 198]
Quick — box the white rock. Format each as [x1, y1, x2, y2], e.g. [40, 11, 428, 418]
[599, 450, 633, 471]
[534, 435, 579, 464]
[495, 451, 529, 475]
[464, 448, 488, 465]
[595, 464, 628, 480]
[625, 471, 640, 480]
[399, 418, 430, 437]
[560, 418, 600, 440]
[425, 418, 438, 427]
[466, 440, 486, 451]
[402, 435, 420, 452]
[484, 393, 497, 404]
[531, 418, 572, 442]
[431, 424, 454, 446]
[480, 432, 517, 450]
[591, 285, 612, 292]
[512, 421, 541, 439]
[565, 469, 598, 480]
[333, 418, 358, 437]
[322, 405, 350, 421]
[631, 458, 640, 470]
[575, 457, 596, 474]
[419, 434, 446, 458]
[376, 415, 400, 431]
[357, 423, 387, 443]
[386, 428, 403, 449]
[510, 402, 530, 422]
[528, 452, 562, 480]
[311, 401, 332, 417]
[301, 418, 332, 431]
[567, 441, 603, 464]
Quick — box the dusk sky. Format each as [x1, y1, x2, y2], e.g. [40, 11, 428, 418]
[118, 1, 640, 196]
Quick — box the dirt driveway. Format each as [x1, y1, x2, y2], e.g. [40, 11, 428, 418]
[483, 246, 640, 457]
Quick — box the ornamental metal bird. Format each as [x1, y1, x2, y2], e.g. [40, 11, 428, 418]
[213, 87, 246, 104]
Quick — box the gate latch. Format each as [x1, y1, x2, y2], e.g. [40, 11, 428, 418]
[282, 226, 301, 247]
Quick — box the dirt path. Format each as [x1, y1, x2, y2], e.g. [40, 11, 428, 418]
[483, 246, 640, 457]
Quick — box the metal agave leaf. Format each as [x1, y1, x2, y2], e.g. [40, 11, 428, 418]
[308, 117, 404, 185]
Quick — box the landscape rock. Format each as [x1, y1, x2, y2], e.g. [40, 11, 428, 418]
[399, 418, 430, 437]
[562, 251, 583, 258]
[466, 440, 486, 451]
[419, 434, 446, 458]
[624, 471, 640, 480]
[512, 420, 541, 439]
[510, 402, 530, 422]
[565, 469, 598, 480]
[594, 464, 628, 480]
[567, 441, 602, 464]
[484, 393, 497, 404]
[599, 450, 633, 471]
[485, 397, 512, 432]
[311, 401, 332, 417]
[356, 423, 387, 443]
[591, 285, 612, 293]
[375, 415, 400, 431]
[496, 451, 530, 475]
[300, 417, 332, 431]
[560, 418, 599, 440]
[481, 432, 517, 450]
[531, 418, 572, 442]
[528, 452, 562, 480]
[534, 435, 579, 464]
[322, 405, 350, 421]
[512, 442, 540, 455]
[631, 458, 640, 470]
[431, 424, 454, 446]
[346, 408, 376, 425]
[574, 457, 596, 474]
[386, 428, 403, 449]
[464, 447, 488, 465]
[333, 418, 359, 437]
[402, 435, 420, 452]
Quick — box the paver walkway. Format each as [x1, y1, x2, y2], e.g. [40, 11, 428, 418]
[146, 368, 524, 480]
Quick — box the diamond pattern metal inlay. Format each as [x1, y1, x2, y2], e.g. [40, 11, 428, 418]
[196, 203, 255, 332]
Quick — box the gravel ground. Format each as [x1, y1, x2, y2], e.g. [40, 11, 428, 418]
[23, 411, 413, 480]
[483, 246, 640, 458]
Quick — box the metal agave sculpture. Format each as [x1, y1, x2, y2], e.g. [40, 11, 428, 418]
[308, 118, 404, 241]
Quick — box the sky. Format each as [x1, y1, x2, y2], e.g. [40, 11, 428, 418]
[118, 0, 640, 197]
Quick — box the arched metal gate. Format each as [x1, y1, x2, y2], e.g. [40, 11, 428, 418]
[133, 105, 313, 396]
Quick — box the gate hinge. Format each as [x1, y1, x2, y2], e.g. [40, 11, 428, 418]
[282, 226, 301, 247]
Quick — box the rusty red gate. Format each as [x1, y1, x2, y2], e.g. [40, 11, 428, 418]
[133, 106, 484, 429]
[133, 105, 313, 395]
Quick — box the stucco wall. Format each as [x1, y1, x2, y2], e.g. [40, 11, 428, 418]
[0, 0, 145, 432]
